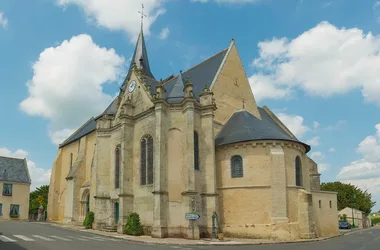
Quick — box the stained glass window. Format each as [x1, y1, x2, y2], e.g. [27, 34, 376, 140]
[295, 156, 303, 186]
[140, 138, 147, 185]
[194, 131, 200, 170]
[147, 136, 154, 185]
[231, 155, 243, 178]
[115, 146, 120, 189]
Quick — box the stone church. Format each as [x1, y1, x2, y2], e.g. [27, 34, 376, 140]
[47, 26, 339, 240]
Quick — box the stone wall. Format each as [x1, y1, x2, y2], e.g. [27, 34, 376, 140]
[215, 140, 327, 240]
[211, 41, 261, 125]
[312, 190, 339, 237]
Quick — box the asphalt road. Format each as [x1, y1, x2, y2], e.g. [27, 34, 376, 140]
[0, 221, 380, 250]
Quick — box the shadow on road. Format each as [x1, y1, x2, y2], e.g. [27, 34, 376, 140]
[0, 242, 28, 250]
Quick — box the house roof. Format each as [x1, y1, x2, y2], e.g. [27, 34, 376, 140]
[215, 108, 311, 152]
[0, 156, 31, 184]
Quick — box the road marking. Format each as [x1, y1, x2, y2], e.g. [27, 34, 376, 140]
[80, 236, 105, 241]
[32, 235, 55, 241]
[13, 235, 35, 241]
[93, 236, 121, 241]
[0, 235, 17, 242]
[66, 236, 89, 241]
[49, 236, 72, 241]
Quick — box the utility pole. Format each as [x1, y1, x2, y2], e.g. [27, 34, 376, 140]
[352, 193, 356, 228]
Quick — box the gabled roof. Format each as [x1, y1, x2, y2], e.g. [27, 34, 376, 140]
[164, 48, 228, 100]
[215, 108, 311, 152]
[0, 156, 31, 184]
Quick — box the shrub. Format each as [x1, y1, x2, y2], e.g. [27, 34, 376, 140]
[83, 211, 94, 229]
[124, 212, 143, 236]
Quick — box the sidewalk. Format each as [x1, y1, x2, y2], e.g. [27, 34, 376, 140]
[49, 223, 341, 246]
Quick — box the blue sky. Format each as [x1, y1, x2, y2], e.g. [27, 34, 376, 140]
[1, 0, 380, 211]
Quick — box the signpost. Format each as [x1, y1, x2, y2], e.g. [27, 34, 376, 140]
[185, 213, 201, 220]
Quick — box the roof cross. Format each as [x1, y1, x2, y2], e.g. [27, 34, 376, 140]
[138, 4, 147, 32]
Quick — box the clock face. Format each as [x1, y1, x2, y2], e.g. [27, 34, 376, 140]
[128, 80, 136, 93]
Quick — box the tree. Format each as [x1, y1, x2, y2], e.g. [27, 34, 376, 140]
[29, 185, 49, 214]
[321, 181, 376, 216]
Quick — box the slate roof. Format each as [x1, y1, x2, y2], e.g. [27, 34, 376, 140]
[123, 30, 155, 84]
[166, 71, 186, 104]
[215, 108, 311, 152]
[164, 48, 228, 101]
[0, 156, 31, 184]
[59, 117, 96, 148]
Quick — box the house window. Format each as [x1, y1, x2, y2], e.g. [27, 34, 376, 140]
[3, 183, 12, 196]
[10, 204, 19, 218]
[295, 156, 303, 186]
[319, 200, 321, 208]
[329, 200, 332, 208]
[140, 135, 153, 185]
[194, 131, 200, 170]
[231, 155, 243, 178]
[115, 146, 121, 189]
[0, 203, 2, 216]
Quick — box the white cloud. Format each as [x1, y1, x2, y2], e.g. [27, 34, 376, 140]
[318, 163, 330, 173]
[191, 0, 259, 3]
[159, 27, 169, 40]
[328, 147, 336, 152]
[322, 1, 333, 8]
[324, 120, 347, 131]
[0, 147, 51, 191]
[19, 34, 125, 144]
[310, 151, 324, 160]
[313, 121, 320, 129]
[306, 136, 320, 146]
[0, 12, 8, 29]
[249, 74, 292, 102]
[276, 112, 309, 138]
[250, 21, 380, 106]
[337, 124, 380, 210]
[49, 128, 76, 145]
[56, 0, 166, 40]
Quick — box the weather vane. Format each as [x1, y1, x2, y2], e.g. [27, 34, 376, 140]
[138, 4, 147, 31]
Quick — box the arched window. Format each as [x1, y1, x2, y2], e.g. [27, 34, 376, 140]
[115, 146, 121, 189]
[295, 156, 303, 186]
[194, 131, 200, 170]
[231, 155, 243, 178]
[141, 135, 154, 185]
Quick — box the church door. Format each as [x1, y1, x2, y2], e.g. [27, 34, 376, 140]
[115, 202, 119, 224]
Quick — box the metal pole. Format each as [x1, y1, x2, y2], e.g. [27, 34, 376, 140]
[212, 212, 217, 239]
[352, 208, 355, 228]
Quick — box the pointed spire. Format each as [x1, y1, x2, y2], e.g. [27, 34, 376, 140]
[122, 5, 154, 85]
[168, 71, 185, 98]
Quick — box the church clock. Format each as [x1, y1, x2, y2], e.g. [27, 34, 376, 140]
[128, 80, 137, 93]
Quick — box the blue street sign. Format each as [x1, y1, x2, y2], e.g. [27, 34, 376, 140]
[185, 213, 201, 220]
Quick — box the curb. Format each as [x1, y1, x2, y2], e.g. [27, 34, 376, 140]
[48, 223, 342, 246]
